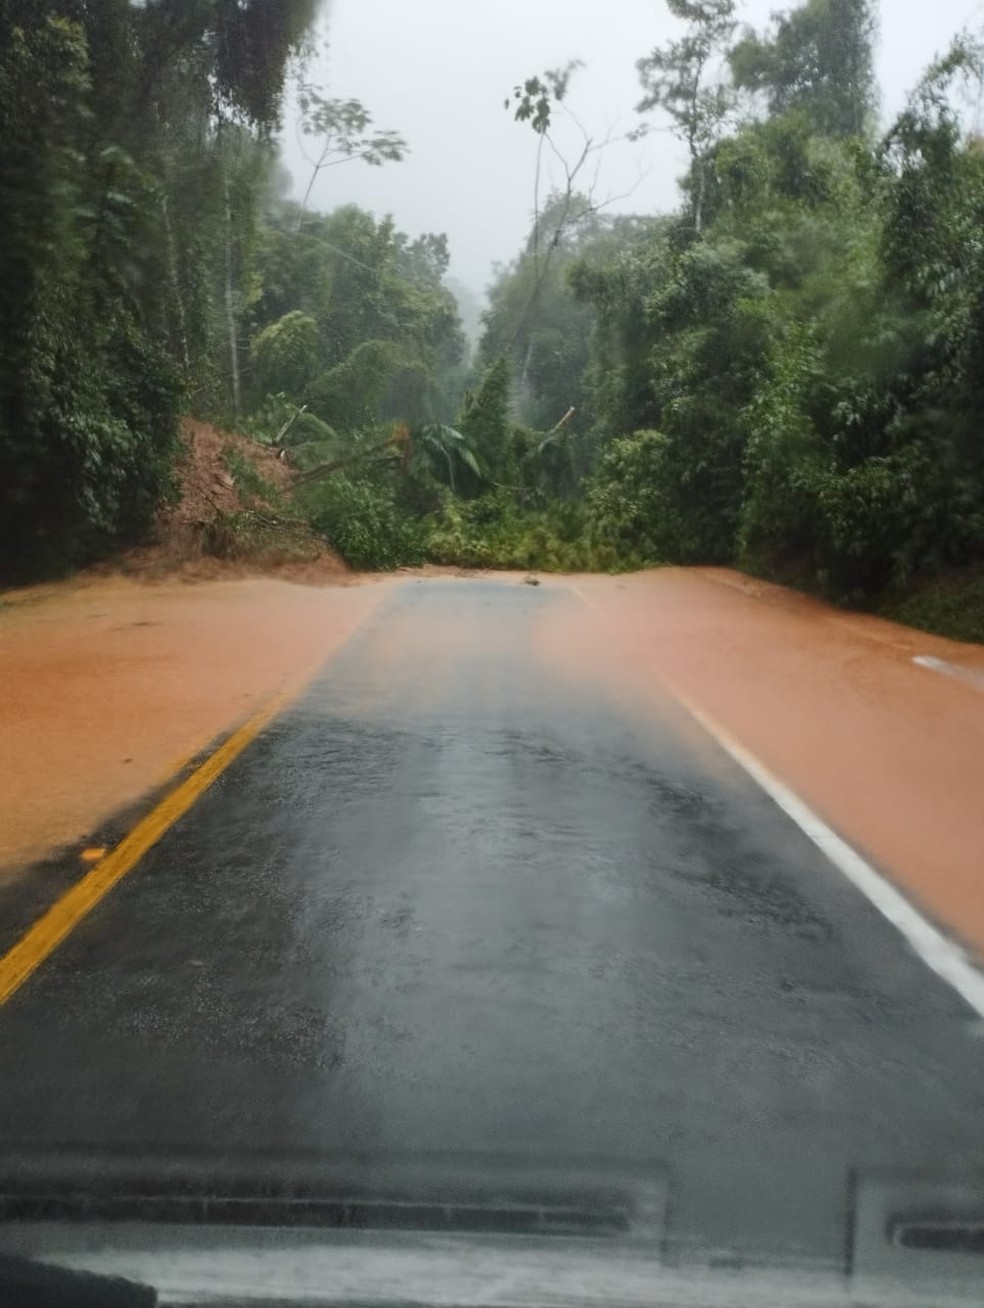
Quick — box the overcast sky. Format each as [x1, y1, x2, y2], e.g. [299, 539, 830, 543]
[280, 0, 984, 294]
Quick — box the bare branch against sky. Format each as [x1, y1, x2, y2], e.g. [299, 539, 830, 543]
[279, 0, 984, 292]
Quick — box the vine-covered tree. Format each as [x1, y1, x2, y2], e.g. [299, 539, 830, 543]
[0, 0, 321, 576]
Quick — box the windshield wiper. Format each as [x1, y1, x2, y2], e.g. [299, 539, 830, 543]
[0, 1189, 633, 1238]
[0, 1148, 664, 1242]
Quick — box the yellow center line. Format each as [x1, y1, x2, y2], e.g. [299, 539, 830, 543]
[0, 666, 320, 1008]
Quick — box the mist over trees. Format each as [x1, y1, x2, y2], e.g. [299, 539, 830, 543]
[4, 0, 984, 624]
[491, 0, 984, 602]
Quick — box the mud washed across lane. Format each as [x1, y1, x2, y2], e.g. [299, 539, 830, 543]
[1, 573, 984, 1275]
[0, 574, 394, 873]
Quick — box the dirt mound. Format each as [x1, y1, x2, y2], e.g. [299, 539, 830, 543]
[109, 420, 349, 585]
[168, 420, 293, 528]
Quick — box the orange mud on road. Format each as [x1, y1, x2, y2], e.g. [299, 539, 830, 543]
[542, 569, 984, 959]
[0, 575, 390, 873]
[3, 566, 984, 961]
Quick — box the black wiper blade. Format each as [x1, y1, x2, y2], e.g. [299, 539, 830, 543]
[0, 1148, 663, 1241]
[0, 1253, 156, 1308]
[0, 1190, 633, 1238]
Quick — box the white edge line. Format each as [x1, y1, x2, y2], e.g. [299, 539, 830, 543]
[567, 583, 984, 1018]
[913, 654, 984, 694]
[673, 686, 984, 1021]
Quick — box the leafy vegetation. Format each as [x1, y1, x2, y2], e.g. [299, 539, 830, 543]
[299, 476, 426, 572]
[883, 568, 984, 645]
[0, 0, 318, 578]
[568, 0, 984, 625]
[5, 1, 984, 641]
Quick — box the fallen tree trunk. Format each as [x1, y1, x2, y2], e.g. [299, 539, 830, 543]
[293, 439, 396, 487]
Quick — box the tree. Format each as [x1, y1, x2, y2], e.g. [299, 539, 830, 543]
[296, 87, 407, 223]
[479, 203, 656, 465]
[636, 0, 737, 234]
[250, 311, 320, 397]
[245, 202, 465, 434]
[506, 62, 643, 353]
[0, 8, 180, 575]
[0, 0, 322, 575]
[730, 0, 878, 138]
[136, 0, 321, 128]
[459, 358, 513, 480]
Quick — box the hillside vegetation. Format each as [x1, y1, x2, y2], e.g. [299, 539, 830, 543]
[4, 2, 984, 641]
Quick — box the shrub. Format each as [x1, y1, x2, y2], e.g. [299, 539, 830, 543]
[204, 510, 322, 565]
[249, 312, 320, 399]
[586, 431, 674, 565]
[423, 491, 617, 572]
[302, 476, 425, 570]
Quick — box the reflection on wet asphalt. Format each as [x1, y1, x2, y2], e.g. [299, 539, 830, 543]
[1, 580, 983, 1266]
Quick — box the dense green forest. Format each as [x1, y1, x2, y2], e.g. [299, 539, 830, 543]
[4, 0, 984, 634]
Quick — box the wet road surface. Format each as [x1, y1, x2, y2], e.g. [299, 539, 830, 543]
[1, 579, 984, 1270]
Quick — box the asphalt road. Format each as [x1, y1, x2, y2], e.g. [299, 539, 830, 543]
[1, 579, 984, 1272]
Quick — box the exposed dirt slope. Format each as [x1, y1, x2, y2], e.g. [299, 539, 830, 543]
[108, 419, 348, 585]
[168, 419, 295, 525]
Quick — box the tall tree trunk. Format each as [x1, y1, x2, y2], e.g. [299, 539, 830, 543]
[519, 338, 534, 395]
[161, 192, 191, 373]
[223, 171, 241, 424]
[689, 68, 706, 236]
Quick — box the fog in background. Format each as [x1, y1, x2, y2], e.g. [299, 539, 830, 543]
[280, 0, 984, 294]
